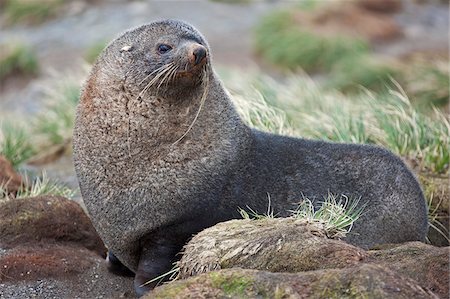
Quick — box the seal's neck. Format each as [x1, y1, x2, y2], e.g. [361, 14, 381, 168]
[77, 68, 250, 164]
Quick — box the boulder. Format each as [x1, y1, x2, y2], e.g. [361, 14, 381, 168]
[179, 218, 366, 278]
[150, 265, 438, 299]
[0, 195, 106, 256]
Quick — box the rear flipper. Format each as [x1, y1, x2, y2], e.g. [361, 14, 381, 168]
[106, 250, 135, 277]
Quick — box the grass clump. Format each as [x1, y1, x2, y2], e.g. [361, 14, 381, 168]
[239, 193, 277, 220]
[254, 8, 401, 94]
[35, 79, 81, 146]
[254, 11, 368, 73]
[291, 194, 364, 238]
[405, 59, 449, 109]
[371, 86, 449, 174]
[327, 55, 399, 93]
[0, 123, 35, 168]
[0, 172, 74, 200]
[142, 264, 180, 288]
[0, 42, 38, 80]
[3, 0, 63, 25]
[225, 71, 449, 174]
[239, 193, 364, 239]
[426, 192, 450, 245]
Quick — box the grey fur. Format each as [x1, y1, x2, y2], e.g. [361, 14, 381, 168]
[73, 20, 428, 277]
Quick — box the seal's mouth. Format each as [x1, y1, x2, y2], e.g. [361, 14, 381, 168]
[176, 61, 207, 78]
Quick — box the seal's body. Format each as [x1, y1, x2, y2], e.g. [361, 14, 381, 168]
[73, 20, 427, 296]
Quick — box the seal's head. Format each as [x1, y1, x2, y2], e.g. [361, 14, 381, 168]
[79, 20, 219, 151]
[96, 19, 210, 99]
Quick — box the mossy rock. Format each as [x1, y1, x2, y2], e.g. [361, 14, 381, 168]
[178, 218, 366, 279]
[368, 242, 449, 299]
[178, 219, 448, 298]
[150, 265, 438, 298]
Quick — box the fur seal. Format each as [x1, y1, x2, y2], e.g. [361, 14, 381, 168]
[73, 19, 428, 296]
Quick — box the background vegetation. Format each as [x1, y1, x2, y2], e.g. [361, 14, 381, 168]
[0, 0, 448, 244]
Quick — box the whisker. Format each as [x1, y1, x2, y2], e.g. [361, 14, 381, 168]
[137, 64, 174, 99]
[157, 64, 177, 91]
[138, 63, 173, 86]
[171, 67, 210, 146]
[166, 65, 179, 87]
[156, 65, 178, 97]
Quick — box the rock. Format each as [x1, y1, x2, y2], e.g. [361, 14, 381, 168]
[0, 245, 134, 298]
[178, 218, 366, 279]
[150, 265, 439, 299]
[368, 242, 449, 299]
[310, 4, 403, 42]
[358, 0, 403, 13]
[178, 219, 448, 298]
[0, 244, 96, 282]
[0, 195, 106, 256]
[0, 194, 134, 298]
[0, 155, 23, 195]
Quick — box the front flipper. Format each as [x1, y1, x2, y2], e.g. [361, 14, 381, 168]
[106, 250, 135, 277]
[134, 238, 181, 297]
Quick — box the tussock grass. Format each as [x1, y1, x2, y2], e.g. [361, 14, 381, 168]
[1, 71, 83, 168]
[0, 172, 74, 200]
[254, 10, 369, 74]
[255, 7, 448, 104]
[0, 123, 35, 168]
[254, 9, 401, 94]
[142, 264, 180, 288]
[227, 71, 449, 174]
[239, 193, 277, 220]
[232, 90, 294, 136]
[34, 77, 81, 146]
[0, 42, 38, 80]
[426, 193, 450, 244]
[405, 59, 449, 108]
[290, 194, 364, 238]
[3, 0, 63, 25]
[327, 55, 399, 93]
[239, 193, 363, 238]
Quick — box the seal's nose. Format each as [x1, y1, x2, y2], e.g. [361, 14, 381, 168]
[193, 46, 207, 65]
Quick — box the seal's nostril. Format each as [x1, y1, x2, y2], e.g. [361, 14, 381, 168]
[193, 46, 207, 65]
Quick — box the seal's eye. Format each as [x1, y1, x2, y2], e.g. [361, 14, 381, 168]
[157, 44, 172, 54]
